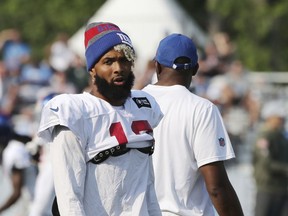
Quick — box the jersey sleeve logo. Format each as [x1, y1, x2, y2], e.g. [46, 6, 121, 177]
[132, 97, 151, 108]
[218, 137, 226, 147]
[50, 107, 59, 112]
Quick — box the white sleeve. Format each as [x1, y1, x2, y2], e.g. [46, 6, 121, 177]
[51, 126, 86, 216]
[37, 94, 87, 145]
[194, 104, 235, 167]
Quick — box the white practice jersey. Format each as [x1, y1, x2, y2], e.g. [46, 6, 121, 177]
[143, 84, 235, 216]
[37, 91, 163, 216]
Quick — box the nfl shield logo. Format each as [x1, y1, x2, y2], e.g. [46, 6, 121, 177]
[218, 138, 225, 147]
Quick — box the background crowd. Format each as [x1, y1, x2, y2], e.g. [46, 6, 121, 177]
[0, 27, 288, 216]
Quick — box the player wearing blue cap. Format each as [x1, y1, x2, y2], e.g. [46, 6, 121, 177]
[143, 34, 244, 216]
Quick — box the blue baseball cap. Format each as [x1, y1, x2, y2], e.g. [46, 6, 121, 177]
[155, 33, 198, 70]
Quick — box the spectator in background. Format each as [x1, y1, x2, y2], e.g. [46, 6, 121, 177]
[219, 60, 254, 160]
[48, 32, 76, 73]
[0, 116, 36, 216]
[198, 40, 224, 78]
[193, 31, 236, 100]
[212, 32, 235, 67]
[0, 29, 31, 75]
[48, 32, 78, 95]
[0, 60, 19, 116]
[17, 55, 53, 112]
[204, 73, 231, 110]
[205, 60, 260, 162]
[134, 59, 157, 90]
[0, 61, 5, 99]
[188, 71, 210, 98]
[252, 100, 288, 216]
[49, 69, 77, 94]
[66, 54, 89, 93]
[0, 115, 12, 163]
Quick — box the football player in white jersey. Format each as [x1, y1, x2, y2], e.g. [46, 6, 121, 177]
[37, 22, 163, 216]
[143, 34, 244, 216]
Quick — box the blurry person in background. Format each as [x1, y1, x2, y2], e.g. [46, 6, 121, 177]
[252, 100, 288, 216]
[0, 115, 12, 164]
[66, 54, 89, 93]
[0, 29, 31, 75]
[134, 59, 157, 90]
[49, 69, 77, 94]
[0, 60, 19, 116]
[205, 60, 260, 164]
[48, 32, 76, 73]
[0, 115, 36, 216]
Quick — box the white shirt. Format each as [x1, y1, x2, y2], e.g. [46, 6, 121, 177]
[2, 140, 31, 176]
[38, 91, 163, 216]
[143, 84, 235, 216]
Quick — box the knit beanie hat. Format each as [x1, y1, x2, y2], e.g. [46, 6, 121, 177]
[84, 22, 134, 71]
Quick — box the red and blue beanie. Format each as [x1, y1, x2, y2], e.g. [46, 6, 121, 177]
[84, 22, 134, 71]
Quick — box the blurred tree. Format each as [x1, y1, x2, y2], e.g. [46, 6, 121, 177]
[1, 0, 288, 71]
[177, 0, 209, 33]
[178, 0, 288, 71]
[0, 0, 105, 59]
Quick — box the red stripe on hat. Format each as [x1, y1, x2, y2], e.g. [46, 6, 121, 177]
[85, 23, 120, 48]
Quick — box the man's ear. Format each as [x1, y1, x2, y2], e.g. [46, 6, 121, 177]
[192, 63, 199, 76]
[90, 69, 96, 83]
[90, 68, 96, 76]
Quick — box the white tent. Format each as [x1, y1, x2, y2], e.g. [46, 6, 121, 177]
[68, 0, 208, 75]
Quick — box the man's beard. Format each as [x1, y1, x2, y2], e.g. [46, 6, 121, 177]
[94, 72, 135, 102]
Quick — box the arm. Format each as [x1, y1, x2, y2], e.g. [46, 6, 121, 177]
[50, 126, 86, 216]
[0, 168, 23, 213]
[199, 161, 244, 216]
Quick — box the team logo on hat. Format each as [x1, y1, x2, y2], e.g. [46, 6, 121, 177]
[84, 22, 135, 71]
[116, 33, 133, 47]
